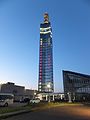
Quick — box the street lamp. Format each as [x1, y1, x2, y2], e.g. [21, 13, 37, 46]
[33, 91, 36, 99]
[67, 92, 72, 103]
[47, 84, 51, 102]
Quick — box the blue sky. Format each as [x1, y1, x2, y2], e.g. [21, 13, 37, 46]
[0, 0, 90, 92]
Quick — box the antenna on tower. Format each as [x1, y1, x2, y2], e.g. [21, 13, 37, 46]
[44, 13, 49, 23]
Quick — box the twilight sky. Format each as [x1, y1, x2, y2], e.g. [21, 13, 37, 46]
[0, 0, 90, 92]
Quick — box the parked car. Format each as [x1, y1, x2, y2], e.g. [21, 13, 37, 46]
[20, 98, 30, 103]
[30, 98, 40, 103]
[0, 93, 14, 107]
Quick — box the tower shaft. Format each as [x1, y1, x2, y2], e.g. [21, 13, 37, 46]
[38, 13, 54, 93]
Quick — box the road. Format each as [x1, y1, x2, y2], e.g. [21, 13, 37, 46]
[3, 105, 90, 120]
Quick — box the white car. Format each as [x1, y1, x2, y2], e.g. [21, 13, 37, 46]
[30, 98, 40, 104]
[0, 93, 14, 107]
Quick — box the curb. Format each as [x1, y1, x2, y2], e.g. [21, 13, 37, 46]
[0, 109, 31, 119]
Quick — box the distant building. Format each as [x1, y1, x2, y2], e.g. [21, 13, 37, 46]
[24, 89, 37, 99]
[0, 82, 37, 101]
[38, 13, 54, 93]
[63, 70, 90, 102]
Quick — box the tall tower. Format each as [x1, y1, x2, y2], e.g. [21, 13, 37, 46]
[38, 13, 54, 93]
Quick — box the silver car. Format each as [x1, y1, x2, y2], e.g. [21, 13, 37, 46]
[30, 98, 40, 103]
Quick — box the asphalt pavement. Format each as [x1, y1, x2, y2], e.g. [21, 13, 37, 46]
[2, 105, 90, 120]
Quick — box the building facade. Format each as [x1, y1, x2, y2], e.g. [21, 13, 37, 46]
[0, 82, 37, 101]
[63, 70, 90, 102]
[38, 13, 54, 93]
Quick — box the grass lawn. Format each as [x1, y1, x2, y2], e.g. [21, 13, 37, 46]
[0, 106, 26, 114]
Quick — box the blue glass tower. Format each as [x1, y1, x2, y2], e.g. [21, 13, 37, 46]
[38, 13, 54, 93]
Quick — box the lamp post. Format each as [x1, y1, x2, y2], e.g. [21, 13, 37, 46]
[67, 92, 72, 103]
[47, 84, 51, 102]
[33, 90, 36, 99]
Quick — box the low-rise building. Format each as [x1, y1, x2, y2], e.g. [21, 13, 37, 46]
[36, 92, 64, 101]
[0, 82, 37, 101]
[63, 70, 90, 102]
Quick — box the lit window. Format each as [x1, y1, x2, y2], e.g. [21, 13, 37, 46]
[39, 89, 41, 91]
[40, 41, 42, 45]
[39, 82, 41, 85]
[39, 86, 41, 88]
